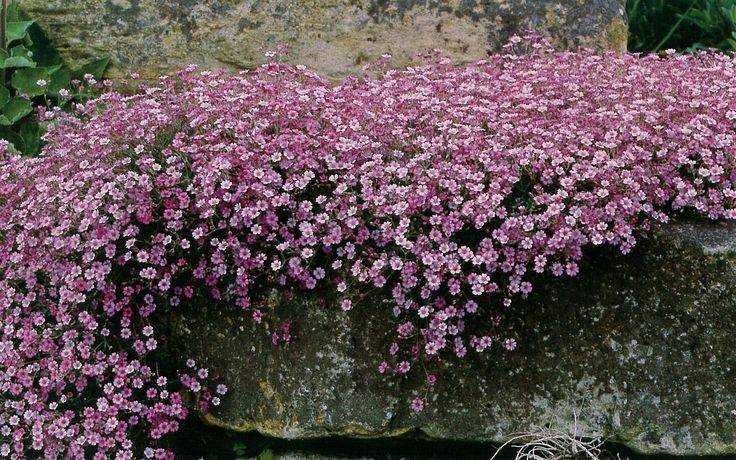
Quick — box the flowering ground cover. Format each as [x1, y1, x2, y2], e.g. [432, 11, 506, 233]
[2, 39, 736, 458]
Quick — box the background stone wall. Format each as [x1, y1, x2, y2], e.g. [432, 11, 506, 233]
[19, 0, 627, 80]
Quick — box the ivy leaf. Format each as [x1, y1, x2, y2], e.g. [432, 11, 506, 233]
[0, 97, 32, 126]
[5, 20, 34, 46]
[11, 66, 52, 96]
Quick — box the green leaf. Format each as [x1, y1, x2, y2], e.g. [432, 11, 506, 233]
[5, 20, 34, 46]
[1, 45, 36, 68]
[3, 56, 35, 68]
[0, 97, 33, 125]
[0, 86, 9, 107]
[11, 45, 33, 58]
[19, 119, 42, 155]
[0, 127, 26, 153]
[6, 3, 26, 22]
[27, 23, 63, 67]
[48, 65, 71, 95]
[11, 66, 52, 96]
[74, 57, 110, 80]
[2, 56, 36, 69]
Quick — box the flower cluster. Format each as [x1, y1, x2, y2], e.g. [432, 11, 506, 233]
[3, 40, 736, 456]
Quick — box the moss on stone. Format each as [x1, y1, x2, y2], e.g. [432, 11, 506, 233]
[604, 16, 629, 51]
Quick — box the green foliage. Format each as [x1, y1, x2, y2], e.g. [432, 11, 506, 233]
[5, 20, 32, 45]
[628, 0, 736, 53]
[232, 442, 249, 458]
[257, 449, 274, 460]
[683, 0, 736, 50]
[0, 2, 109, 155]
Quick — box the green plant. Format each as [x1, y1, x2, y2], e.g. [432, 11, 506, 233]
[257, 449, 274, 460]
[232, 442, 249, 458]
[0, 1, 108, 155]
[681, 0, 736, 50]
[628, 0, 697, 52]
[628, 0, 736, 53]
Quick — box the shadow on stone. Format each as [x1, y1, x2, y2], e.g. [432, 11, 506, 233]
[163, 416, 736, 459]
[171, 220, 736, 456]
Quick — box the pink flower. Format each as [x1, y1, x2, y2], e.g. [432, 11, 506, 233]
[3, 37, 736, 457]
[396, 361, 411, 374]
[410, 397, 425, 413]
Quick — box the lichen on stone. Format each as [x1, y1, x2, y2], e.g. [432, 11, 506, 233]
[18, 0, 628, 80]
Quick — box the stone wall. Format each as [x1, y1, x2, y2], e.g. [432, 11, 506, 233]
[19, 0, 627, 80]
[174, 221, 736, 455]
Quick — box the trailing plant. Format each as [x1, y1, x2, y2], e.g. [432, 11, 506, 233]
[0, 1, 108, 155]
[2, 39, 736, 457]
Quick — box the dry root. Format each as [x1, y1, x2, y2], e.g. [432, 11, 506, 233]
[490, 413, 607, 460]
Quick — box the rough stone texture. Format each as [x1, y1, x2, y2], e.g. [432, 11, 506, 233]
[19, 0, 627, 81]
[174, 220, 736, 456]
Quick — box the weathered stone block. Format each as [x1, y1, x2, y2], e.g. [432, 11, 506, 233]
[174, 221, 736, 455]
[19, 0, 627, 80]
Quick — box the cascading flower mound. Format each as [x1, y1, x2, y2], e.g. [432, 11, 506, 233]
[3, 40, 736, 457]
